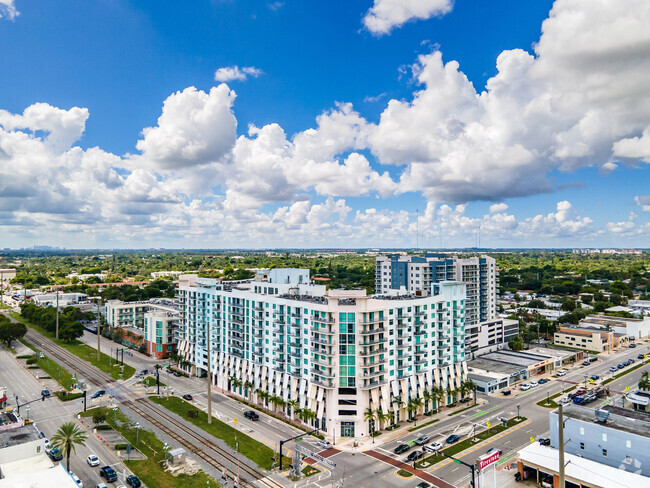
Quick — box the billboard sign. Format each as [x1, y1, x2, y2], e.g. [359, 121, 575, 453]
[478, 451, 500, 470]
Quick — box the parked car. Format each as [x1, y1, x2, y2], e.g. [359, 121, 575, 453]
[502, 389, 511, 395]
[182, 394, 193, 401]
[316, 440, 332, 450]
[91, 390, 106, 399]
[520, 384, 531, 391]
[125, 475, 141, 487]
[41, 389, 51, 397]
[556, 370, 567, 377]
[610, 366, 618, 372]
[406, 450, 424, 462]
[415, 435, 430, 446]
[623, 360, 631, 366]
[629, 343, 637, 348]
[575, 389, 586, 396]
[486, 447, 503, 456]
[582, 360, 590, 366]
[394, 444, 410, 454]
[589, 357, 598, 362]
[572, 395, 585, 405]
[560, 397, 571, 404]
[446, 434, 460, 444]
[638, 354, 646, 360]
[96, 484, 108, 488]
[87, 454, 100, 466]
[538, 378, 548, 384]
[244, 410, 259, 421]
[430, 441, 443, 451]
[629, 358, 635, 364]
[173, 371, 182, 377]
[99, 466, 118, 483]
[617, 364, 624, 369]
[590, 375, 600, 381]
[71, 474, 83, 487]
[538, 438, 551, 446]
[529, 381, 538, 388]
[416, 483, 431, 488]
[48, 448, 63, 461]
[140, 369, 148, 375]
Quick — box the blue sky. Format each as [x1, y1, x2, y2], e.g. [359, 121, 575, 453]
[0, 0, 648, 249]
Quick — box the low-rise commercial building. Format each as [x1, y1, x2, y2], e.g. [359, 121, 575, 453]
[579, 314, 650, 339]
[554, 326, 614, 353]
[32, 292, 88, 307]
[465, 317, 519, 358]
[549, 405, 650, 478]
[144, 310, 176, 359]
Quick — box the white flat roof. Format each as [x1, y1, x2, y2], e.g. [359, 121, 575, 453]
[518, 443, 647, 488]
[0, 456, 78, 487]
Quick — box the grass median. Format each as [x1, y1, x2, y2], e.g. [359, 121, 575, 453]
[19, 338, 76, 390]
[149, 395, 288, 470]
[81, 407, 216, 488]
[11, 312, 135, 381]
[415, 416, 528, 469]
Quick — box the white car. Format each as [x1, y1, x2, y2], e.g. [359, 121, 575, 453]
[560, 397, 571, 404]
[520, 384, 531, 391]
[529, 381, 538, 387]
[71, 474, 83, 487]
[316, 440, 332, 449]
[430, 441, 443, 451]
[556, 370, 567, 377]
[86, 454, 100, 467]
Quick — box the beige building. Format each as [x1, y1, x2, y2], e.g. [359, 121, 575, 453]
[554, 326, 613, 352]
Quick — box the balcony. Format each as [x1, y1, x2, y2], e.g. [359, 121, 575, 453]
[360, 327, 386, 335]
[360, 338, 387, 346]
[311, 336, 333, 346]
[362, 317, 385, 324]
[397, 322, 410, 329]
[359, 347, 386, 357]
[360, 379, 386, 389]
[310, 325, 335, 335]
[274, 318, 286, 325]
[311, 315, 335, 324]
[415, 357, 427, 365]
[310, 346, 335, 356]
[311, 378, 335, 389]
[414, 329, 426, 336]
[414, 311, 426, 317]
[311, 368, 335, 378]
[361, 358, 387, 367]
[289, 350, 302, 358]
[396, 342, 410, 349]
[288, 341, 301, 348]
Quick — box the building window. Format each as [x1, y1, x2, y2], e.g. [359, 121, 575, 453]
[626, 440, 631, 448]
[602, 433, 607, 442]
[602, 448, 607, 457]
[580, 427, 584, 435]
[580, 442, 584, 450]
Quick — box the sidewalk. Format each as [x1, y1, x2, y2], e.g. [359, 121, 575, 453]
[334, 398, 489, 452]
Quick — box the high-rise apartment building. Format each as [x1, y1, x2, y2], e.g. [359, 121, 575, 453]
[376, 254, 500, 355]
[176, 269, 467, 440]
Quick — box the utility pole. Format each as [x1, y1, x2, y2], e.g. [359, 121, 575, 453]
[96, 298, 101, 362]
[55, 290, 59, 340]
[558, 403, 565, 488]
[207, 324, 212, 425]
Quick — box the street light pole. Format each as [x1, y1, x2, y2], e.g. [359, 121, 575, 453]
[96, 298, 101, 363]
[55, 291, 59, 340]
[207, 325, 212, 425]
[517, 404, 520, 420]
[135, 422, 140, 444]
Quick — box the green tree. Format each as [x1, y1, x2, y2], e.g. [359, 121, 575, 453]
[0, 317, 27, 347]
[639, 371, 650, 391]
[509, 335, 524, 351]
[364, 407, 377, 436]
[58, 321, 84, 343]
[51, 422, 88, 471]
[92, 407, 107, 424]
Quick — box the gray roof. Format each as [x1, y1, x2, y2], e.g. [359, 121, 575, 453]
[557, 404, 650, 438]
[468, 357, 524, 376]
[0, 423, 42, 449]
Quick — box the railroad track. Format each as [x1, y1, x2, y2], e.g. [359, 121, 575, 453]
[23, 329, 285, 488]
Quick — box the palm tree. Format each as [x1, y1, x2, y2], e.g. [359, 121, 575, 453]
[407, 397, 423, 425]
[432, 385, 445, 413]
[639, 371, 650, 391]
[259, 391, 271, 410]
[423, 390, 434, 413]
[392, 396, 404, 423]
[463, 379, 477, 404]
[231, 377, 243, 395]
[299, 408, 317, 426]
[270, 394, 284, 414]
[244, 381, 254, 401]
[288, 399, 300, 419]
[375, 408, 389, 430]
[364, 407, 377, 441]
[50, 422, 88, 472]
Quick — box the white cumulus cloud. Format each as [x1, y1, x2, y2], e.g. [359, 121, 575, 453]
[363, 0, 453, 35]
[214, 66, 263, 82]
[0, 0, 18, 20]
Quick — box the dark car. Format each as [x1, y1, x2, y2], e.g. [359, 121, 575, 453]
[589, 357, 598, 362]
[126, 474, 142, 487]
[173, 371, 182, 377]
[538, 438, 550, 446]
[629, 343, 637, 348]
[538, 378, 548, 384]
[582, 360, 590, 366]
[572, 395, 585, 405]
[406, 450, 424, 462]
[140, 369, 148, 375]
[182, 394, 193, 401]
[446, 434, 460, 444]
[244, 410, 259, 421]
[394, 444, 411, 454]
[638, 354, 645, 360]
[617, 364, 624, 369]
[502, 389, 511, 395]
[486, 447, 503, 456]
[629, 358, 635, 364]
[590, 375, 600, 381]
[575, 389, 586, 396]
[99, 466, 118, 482]
[41, 389, 51, 397]
[416, 483, 431, 488]
[48, 448, 63, 461]
[91, 390, 106, 399]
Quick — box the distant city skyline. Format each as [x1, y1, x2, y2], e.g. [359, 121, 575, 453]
[0, 0, 648, 249]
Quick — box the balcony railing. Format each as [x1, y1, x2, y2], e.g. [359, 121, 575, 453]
[360, 327, 386, 335]
[359, 347, 386, 356]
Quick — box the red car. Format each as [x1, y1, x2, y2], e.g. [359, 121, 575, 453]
[182, 394, 193, 401]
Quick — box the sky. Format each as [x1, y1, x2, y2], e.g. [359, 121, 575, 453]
[0, 0, 649, 249]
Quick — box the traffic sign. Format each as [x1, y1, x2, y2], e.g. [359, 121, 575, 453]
[486, 422, 490, 428]
[234, 418, 237, 425]
[626, 386, 630, 392]
[530, 437, 535, 443]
